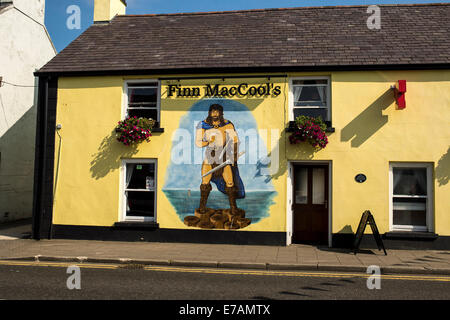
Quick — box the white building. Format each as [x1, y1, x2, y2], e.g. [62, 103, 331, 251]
[0, 0, 56, 223]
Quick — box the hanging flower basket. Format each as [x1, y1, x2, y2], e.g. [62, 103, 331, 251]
[115, 116, 155, 146]
[289, 115, 328, 149]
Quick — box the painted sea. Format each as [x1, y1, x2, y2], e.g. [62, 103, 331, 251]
[164, 189, 277, 224]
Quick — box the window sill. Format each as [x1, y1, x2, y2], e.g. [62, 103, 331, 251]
[286, 121, 335, 133]
[152, 127, 164, 133]
[385, 231, 438, 240]
[114, 221, 159, 229]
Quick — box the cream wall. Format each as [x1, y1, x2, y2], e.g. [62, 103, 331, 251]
[52, 70, 450, 237]
[0, 0, 55, 223]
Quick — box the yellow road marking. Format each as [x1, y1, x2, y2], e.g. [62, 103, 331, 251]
[144, 265, 450, 282]
[0, 260, 449, 282]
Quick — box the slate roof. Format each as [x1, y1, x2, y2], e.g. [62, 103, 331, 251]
[36, 3, 450, 75]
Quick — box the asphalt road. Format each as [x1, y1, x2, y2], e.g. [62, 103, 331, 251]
[0, 261, 449, 301]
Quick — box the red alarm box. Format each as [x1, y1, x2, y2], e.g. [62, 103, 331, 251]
[395, 80, 407, 109]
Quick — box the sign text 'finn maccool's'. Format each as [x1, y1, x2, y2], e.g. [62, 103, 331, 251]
[167, 83, 282, 98]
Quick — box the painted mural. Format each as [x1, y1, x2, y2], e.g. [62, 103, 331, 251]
[163, 98, 277, 230]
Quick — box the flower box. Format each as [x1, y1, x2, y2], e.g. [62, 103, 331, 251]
[115, 116, 155, 146]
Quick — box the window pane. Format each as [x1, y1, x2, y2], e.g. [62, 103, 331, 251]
[393, 168, 427, 196]
[312, 168, 325, 204]
[126, 191, 155, 217]
[128, 87, 158, 104]
[293, 86, 327, 107]
[128, 108, 158, 121]
[293, 108, 328, 121]
[393, 198, 426, 226]
[126, 163, 155, 190]
[294, 167, 308, 204]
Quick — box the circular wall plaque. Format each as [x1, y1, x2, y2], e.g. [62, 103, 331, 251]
[355, 174, 367, 183]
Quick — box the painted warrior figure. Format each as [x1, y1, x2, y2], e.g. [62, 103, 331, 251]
[195, 104, 245, 215]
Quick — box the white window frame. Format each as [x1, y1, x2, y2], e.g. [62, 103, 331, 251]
[288, 76, 331, 122]
[120, 159, 157, 222]
[123, 79, 161, 123]
[389, 162, 433, 232]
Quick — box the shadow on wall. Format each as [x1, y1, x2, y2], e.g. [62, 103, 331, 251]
[338, 225, 354, 234]
[436, 146, 449, 186]
[341, 89, 395, 147]
[258, 128, 335, 182]
[90, 130, 139, 179]
[256, 129, 309, 183]
[0, 105, 36, 222]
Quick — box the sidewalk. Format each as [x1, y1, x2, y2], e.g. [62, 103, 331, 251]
[0, 222, 450, 275]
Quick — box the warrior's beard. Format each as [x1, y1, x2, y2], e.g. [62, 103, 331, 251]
[205, 113, 225, 127]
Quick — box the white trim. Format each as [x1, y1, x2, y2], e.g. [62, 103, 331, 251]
[120, 159, 158, 222]
[288, 76, 331, 122]
[286, 160, 332, 247]
[123, 79, 161, 123]
[388, 162, 434, 232]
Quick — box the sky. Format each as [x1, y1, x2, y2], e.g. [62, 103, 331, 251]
[45, 0, 446, 52]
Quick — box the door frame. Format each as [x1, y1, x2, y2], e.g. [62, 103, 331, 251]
[287, 161, 332, 247]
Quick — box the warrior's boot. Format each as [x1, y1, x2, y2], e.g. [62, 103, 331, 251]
[198, 183, 212, 213]
[225, 186, 239, 215]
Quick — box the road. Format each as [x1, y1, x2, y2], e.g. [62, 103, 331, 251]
[0, 260, 449, 300]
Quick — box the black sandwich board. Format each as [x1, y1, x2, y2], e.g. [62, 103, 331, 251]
[353, 210, 387, 255]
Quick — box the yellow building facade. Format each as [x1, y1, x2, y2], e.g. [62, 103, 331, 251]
[43, 70, 450, 248]
[32, 2, 450, 249]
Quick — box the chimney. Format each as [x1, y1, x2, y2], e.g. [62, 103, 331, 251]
[94, 0, 127, 23]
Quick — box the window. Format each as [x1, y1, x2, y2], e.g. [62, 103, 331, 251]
[122, 160, 157, 221]
[290, 77, 331, 124]
[125, 81, 160, 126]
[390, 163, 433, 232]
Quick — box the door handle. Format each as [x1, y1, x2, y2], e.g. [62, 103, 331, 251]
[324, 200, 328, 209]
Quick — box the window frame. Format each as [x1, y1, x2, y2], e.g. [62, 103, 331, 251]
[120, 159, 158, 223]
[389, 162, 434, 232]
[288, 76, 331, 123]
[123, 79, 161, 126]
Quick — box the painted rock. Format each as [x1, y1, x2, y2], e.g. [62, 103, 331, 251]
[210, 213, 227, 229]
[224, 221, 240, 230]
[197, 221, 215, 229]
[184, 216, 200, 227]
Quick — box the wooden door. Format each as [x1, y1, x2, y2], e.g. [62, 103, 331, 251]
[292, 164, 329, 244]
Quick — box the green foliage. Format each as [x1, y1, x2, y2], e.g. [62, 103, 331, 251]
[295, 115, 327, 131]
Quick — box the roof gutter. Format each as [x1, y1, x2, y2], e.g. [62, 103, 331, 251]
[34, 63, 450, 78]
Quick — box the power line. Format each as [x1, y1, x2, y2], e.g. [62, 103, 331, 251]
[0, 78, 37, 88]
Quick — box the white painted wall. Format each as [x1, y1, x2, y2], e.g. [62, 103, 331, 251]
[0, 0, 55, 223]
[2, 0, 46, 24]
